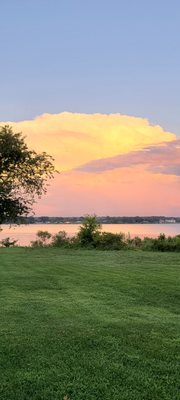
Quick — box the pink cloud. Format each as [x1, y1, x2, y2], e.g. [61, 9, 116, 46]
[75, 140, 180, 176]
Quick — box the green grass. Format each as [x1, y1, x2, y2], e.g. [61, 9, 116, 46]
[0, 248, 179, 400]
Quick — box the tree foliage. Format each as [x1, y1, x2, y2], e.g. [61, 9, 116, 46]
[0, 125, 56, 224]
[77, 215, 102, 247]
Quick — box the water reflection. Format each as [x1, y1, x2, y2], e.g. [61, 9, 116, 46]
[1, 223, 180, 246]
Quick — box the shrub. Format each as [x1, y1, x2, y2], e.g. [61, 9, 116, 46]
[0, 237, 18, 247]
[141, 234, 180, 252]
[126, 234, 142, 249]
[31, 239, 44, 248]
[95, 232, 126, 250]
[31, 230, 51, 247]
[141, 237, 155, 251]
[51, 231, 70, 248]
[77, 215, 101, 248]
[132, 236, 142, 248]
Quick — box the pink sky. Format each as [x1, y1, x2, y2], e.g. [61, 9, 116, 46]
[2, 112, 180, 216]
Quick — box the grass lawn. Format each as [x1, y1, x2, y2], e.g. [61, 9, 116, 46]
[0, 248, 179, 399]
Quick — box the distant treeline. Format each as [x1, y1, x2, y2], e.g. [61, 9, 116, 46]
[17, 215, 180, 224]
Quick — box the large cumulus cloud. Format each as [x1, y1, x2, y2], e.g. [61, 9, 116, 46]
[1, 112, 175, 171]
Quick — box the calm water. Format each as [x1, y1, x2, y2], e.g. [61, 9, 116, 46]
[1, 223, 180, 246]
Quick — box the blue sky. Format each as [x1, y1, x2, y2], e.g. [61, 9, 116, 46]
[1, 0, 179, 134]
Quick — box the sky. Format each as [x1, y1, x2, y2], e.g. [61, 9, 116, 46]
[0, 1, 180, 216]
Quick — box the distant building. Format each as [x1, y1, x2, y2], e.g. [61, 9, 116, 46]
[159, 218, 176, 224]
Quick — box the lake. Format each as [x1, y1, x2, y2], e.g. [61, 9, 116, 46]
[1, 223, 180, 246]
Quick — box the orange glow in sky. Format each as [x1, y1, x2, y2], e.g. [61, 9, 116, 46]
[1, 112, 179, 216]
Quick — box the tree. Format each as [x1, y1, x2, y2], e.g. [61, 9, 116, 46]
[77, 215, 101, 247]
[0, 125, 56, 224]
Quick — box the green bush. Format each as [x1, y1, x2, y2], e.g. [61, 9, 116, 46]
[141, 234, 180, 252]
[77, 215, 101, 248]
[126, 235, 142, 249]
[141, 237, 155, 251]
[95, 232, 126, 250]
[31, 239, 44, 248]
[51, 231, 70, 248]
[31, 230, 52, 247]
[0, 237, 18, 248]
